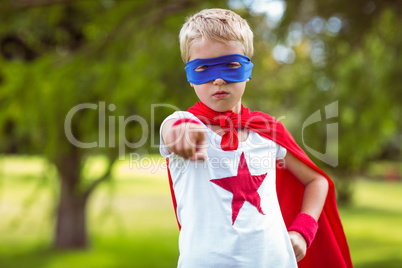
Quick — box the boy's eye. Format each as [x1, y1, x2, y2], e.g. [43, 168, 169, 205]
[227, 62, 241, 68]
[195, 65, 208, 71]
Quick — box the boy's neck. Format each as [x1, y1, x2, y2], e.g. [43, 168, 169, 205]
[232, 101, 242, 114]
[215, 101, 242, 114]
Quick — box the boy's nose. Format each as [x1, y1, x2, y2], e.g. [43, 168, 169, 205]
[213, 78, 227, 86]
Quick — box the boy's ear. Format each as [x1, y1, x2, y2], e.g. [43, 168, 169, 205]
[246, 79, 250, 83]
[190, 83, 194, 87]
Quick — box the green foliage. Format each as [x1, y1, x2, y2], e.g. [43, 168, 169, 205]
[2, 0, 399, 179]
[227, 1, 402, 204]
[334, 9, 402, 170]
[0, 0, 227, 249]
[240, 2, 402, 175]
[0, 0, 229, 159]
[287, 8, 402, 172]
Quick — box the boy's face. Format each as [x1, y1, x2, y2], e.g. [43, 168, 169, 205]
[188, 39, 249, 113]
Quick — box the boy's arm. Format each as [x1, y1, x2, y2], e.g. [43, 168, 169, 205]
[284, 151, 329, 262]
[161, 119, 207, 161]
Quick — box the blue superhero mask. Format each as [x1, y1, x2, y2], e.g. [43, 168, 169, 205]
[185, 54, 253, 85]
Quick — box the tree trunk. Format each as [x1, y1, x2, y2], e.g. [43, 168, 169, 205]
[54, 184, 88, 249]
[333, 170, 355, 207]
[53, 150, 88, 249]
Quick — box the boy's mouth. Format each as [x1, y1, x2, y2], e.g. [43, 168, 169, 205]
[213, 91, 229, 98]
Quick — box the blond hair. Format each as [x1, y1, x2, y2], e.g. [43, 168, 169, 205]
[179, 8, 254, 62]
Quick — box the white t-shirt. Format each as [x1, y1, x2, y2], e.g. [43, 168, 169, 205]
[160, 111, 297, 268]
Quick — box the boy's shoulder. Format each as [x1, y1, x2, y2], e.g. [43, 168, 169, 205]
[164, 110, 197, 121]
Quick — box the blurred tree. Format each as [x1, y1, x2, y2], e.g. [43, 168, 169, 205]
[1, 0, 400, 250]
[0, 0, 226, 249]
[235, 0, 402, 204]
[276, 0, 402, 166]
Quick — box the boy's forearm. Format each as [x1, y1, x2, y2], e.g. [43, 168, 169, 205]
[300, 177, 329, 221]
[284, 152, 329, 220]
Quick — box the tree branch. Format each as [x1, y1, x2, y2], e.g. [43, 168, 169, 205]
[12, 0, 81, 9]
[83, 153, 117, 201]
[141, 0, 195, 26]
[86, 0, 197, 58]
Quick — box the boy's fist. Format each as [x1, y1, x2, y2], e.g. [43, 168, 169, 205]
[163, 121, 207, 161]
[288, 231, 307, 262]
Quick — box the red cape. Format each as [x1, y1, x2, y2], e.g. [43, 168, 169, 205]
[166, 103, 353, 267]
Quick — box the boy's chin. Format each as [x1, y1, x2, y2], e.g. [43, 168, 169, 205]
[208, 103, 241, 113]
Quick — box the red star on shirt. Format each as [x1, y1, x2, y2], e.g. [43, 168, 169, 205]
[210, 152, 267, 225]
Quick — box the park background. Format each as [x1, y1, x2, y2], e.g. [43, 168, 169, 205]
[0, 0, 401, 267]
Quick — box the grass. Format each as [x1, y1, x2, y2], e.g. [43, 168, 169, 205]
[0, 155, 179, 268]
[338, 179, 402, 267]
[1, 156, 402, 267]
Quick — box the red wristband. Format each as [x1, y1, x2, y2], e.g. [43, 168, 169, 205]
[288, 213, 318, 248]
[172, 118, 201, 127]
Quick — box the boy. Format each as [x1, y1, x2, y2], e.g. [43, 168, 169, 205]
[160, 8, 352, 268]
